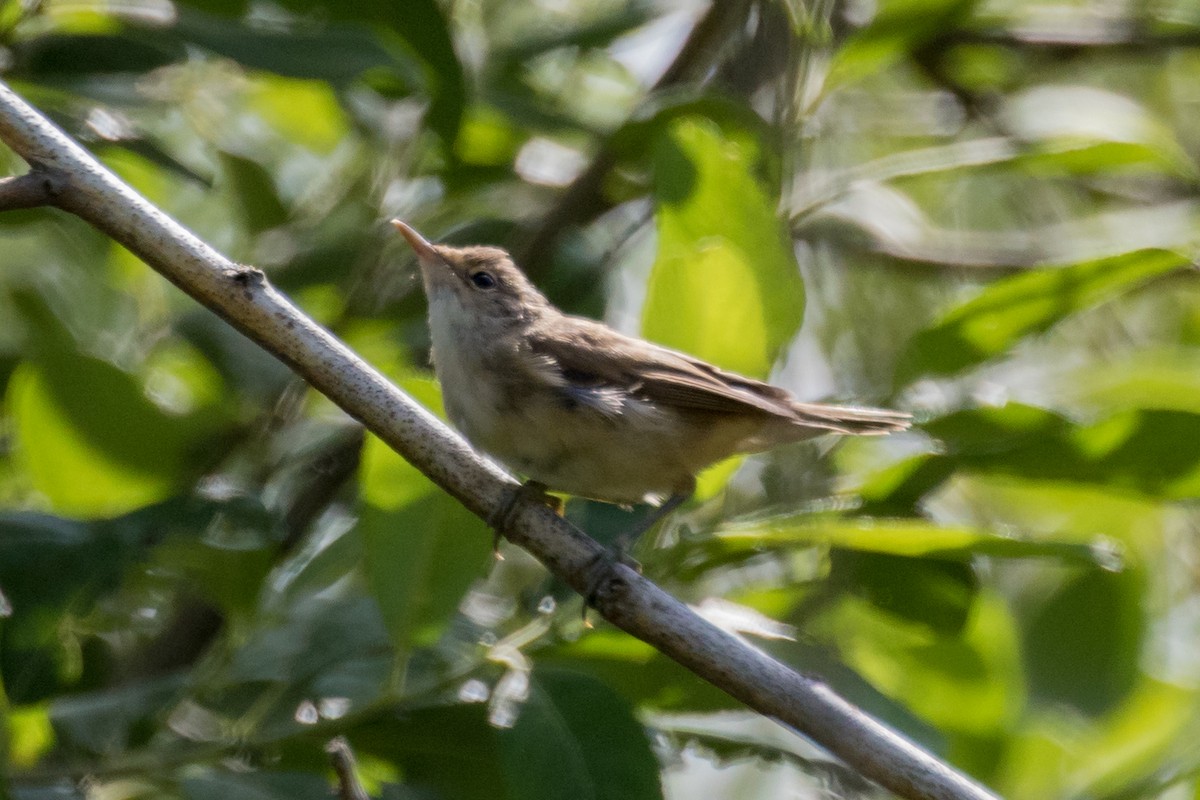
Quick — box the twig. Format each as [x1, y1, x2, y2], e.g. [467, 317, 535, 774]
[0, 168, 65, 210]
[326, 738, 371, 800]
[0, 79, 998, 800]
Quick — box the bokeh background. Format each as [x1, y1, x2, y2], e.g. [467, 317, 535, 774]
[2, 0, 1199, 797]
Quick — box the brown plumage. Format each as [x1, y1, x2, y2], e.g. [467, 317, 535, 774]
[393, 220, 911, 511]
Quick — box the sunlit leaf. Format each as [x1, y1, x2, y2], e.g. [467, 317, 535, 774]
[1064, 680, 1197, 798]
[644, 116, 803, 378]
[861, 404, 1200, 509]
[1005, 86, 1198, 177]
[716, 515, 1111, 563]
[1054, 347, 1200, 416]
[826, 0, 979, 88]
[8, 704, 55, 768]
[825, 591, 1023, 736]
[898, 250, 1189, 382]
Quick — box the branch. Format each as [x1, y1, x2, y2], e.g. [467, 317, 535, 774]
[327, 738, 371, 800]
[0, 80, 998, 800]
[0, 168, 65, 210]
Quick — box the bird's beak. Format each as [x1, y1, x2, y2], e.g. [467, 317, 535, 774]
[391, 219, 441, 265]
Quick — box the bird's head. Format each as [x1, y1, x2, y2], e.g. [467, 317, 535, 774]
[391, 220, 548, 325]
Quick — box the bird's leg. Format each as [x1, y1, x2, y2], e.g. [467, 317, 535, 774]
[611, 480, 696, 560]
[583, 480, 695, 620]
[487, 480, 563, 557]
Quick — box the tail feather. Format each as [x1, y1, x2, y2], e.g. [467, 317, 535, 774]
[789, 401, 912, 436]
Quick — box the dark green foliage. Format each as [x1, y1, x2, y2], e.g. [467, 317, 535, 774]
[0, 0, 1198, 798]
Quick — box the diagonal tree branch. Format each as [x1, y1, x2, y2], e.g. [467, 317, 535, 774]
[0, 80, 998, 800]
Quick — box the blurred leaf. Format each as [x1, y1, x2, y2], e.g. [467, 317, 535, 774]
[827, 592, 1023, 736]
[499, 668, 663, 800]
[50, 675, 183, 758]
[898, 250, 1188, 382]
[1024, 569, 1144, 716]
[540, 630, 735, 714]
[863, 404, 1200, 508]
[1065, 680, 1197, 798]
[8, 358, 207, 517]
[175, 310, 294, 405]
[832, 552, 977, 635]
[220, 594, 393, 742]
[643, 116, 803, 378]
[1005, 86, 1198, 177]
[271, 0, 466, 146]
[183, 770, 331, 800]
[244, 77, 350, 155]
[9, 704, 55, 768]
[827, 0, 978, 87]
[791, 137, 1020, 217]
[1055, 347, 1200, 416]
[219, 152, 289, 234]
[715, 514, 1110, 563]
[609, 91, 774, 167]
[171, 11, 409, 84]
[358, 493, 489, 649]
[493, 5, 654, 63]
[351, 704, 507, 799]
[0, 496, 278, 702]
[7, 33, 184, 76]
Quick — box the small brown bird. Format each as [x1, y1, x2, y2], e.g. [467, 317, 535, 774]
[393, 220, 910, 536]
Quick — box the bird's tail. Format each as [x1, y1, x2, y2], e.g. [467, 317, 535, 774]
[789, 401, 912, 436]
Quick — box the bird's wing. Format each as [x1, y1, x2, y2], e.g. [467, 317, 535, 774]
[525, 315, 795, 420]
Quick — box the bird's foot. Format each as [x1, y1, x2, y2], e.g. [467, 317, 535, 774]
[487, 480, 563, 559]
[580, 548, 642, 625]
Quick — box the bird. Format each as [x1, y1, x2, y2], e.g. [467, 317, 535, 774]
[392, 220, 911, 543]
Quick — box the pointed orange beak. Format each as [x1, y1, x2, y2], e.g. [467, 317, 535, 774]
[390, 219, 440, 262]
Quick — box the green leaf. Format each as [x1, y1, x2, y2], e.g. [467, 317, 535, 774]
[1055, 347, 1200, 416]
[6, 293, 225, 517]
[716, 515, 1112, 563]
[358, 493, 490, 649]
[1024, 569, 1144, 716]
[827, 0, 979, 88]
[219, 151, 289, 233]
[171, 11, 408, 84]
[643, 116, 803, 379]
[8, 33, 184, 77]
[540, 631, 735, 713]
[609, 91, 774, 167]
[1005, 86, 1198, 177]
[50, 676, 184, 759]
[271, 0, 466, 147]
[0, 497, 278, 703]
[862, 404, 1200, 507]
[350, 704, 507, 799]
[832, 552, 978, 635]
[897, 250, 1188, 382]
[499, 669, 663, 800]
[826, 591, 1024, 736]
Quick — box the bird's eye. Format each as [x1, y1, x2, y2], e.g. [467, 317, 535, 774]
[469, 270, 497, 290]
